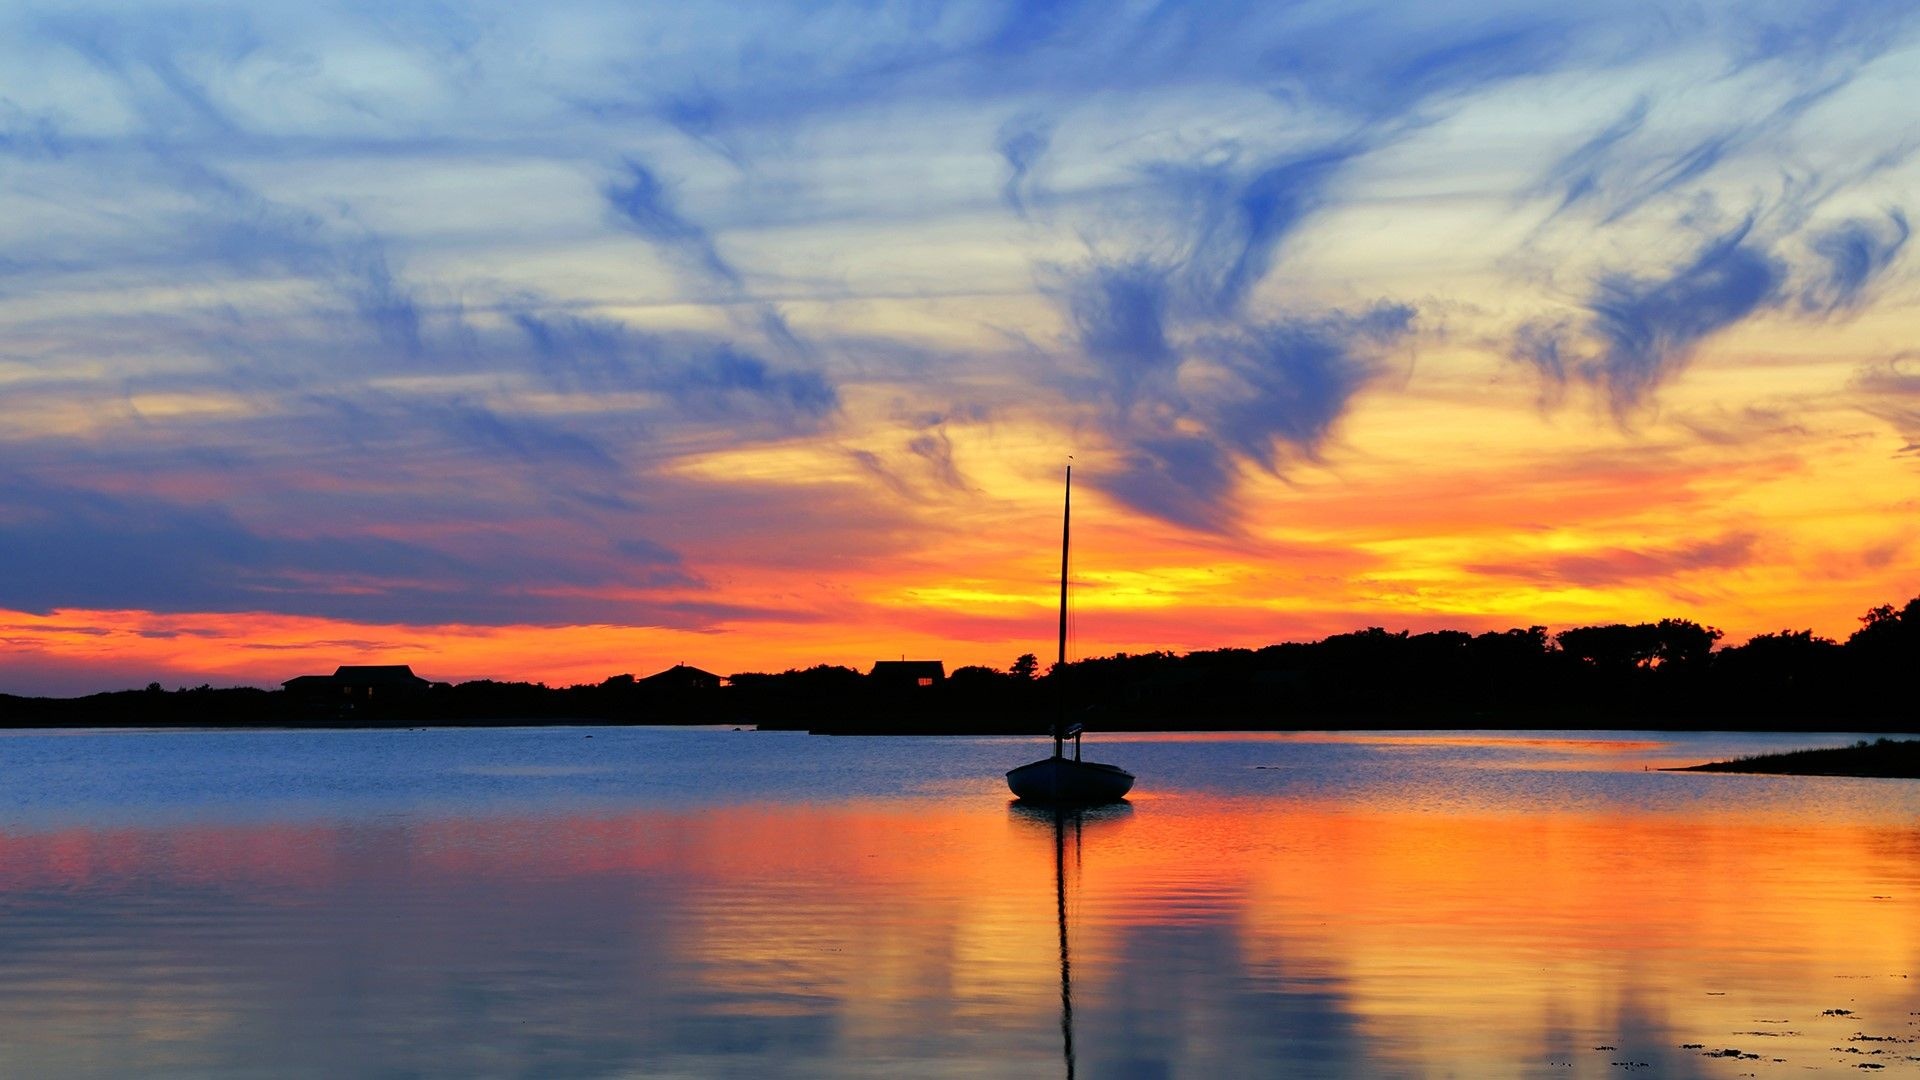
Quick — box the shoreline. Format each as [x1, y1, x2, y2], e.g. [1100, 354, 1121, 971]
[1667, 738, 1920, 779]
[2, 718, 1916, 740]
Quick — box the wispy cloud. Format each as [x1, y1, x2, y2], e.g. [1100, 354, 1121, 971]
[1203, 306, 1416, 470]
[1467, 532, 1760, 588]
[41, 7, 260, 138]
[0, 472, 831, 628]
[605, 158, 743, 289]
[1034, 124, 1422, 529]
[1516, 217, 1786, 418]
[1516, 196, 1911, 418]
[1532, 0, 1920, 226]
[1153, 145, 1364, 318]
[847, 409, 975, 503]
[995, 111, 1052, 220]
[422, 400, 625, 474]
[0, 99, 66, 159]
[510, 308, 836, 424]
[1801, 210, 1911, 314]
[1856, 354, 1920, 455]
[1504, 0, 1918, 419]
[1055, 239, 1416, 530]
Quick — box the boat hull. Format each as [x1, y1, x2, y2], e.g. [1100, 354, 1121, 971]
[1006, 756, 1135, 803]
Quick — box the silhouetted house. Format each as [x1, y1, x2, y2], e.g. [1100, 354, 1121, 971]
[281, 664, 432, 718]
[281, 674, 336, 697]
[334, 665, 431, 701]
[637, 664, 726, 692]
[869, 660, 945, 690]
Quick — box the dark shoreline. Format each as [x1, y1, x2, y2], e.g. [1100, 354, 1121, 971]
[1, 695, 1894, 736]
[8, 710, 1920, 777]
[2, 714, 1915, 740]
[1668, 738, 1920, 779]
[7, 590, 1918, 733]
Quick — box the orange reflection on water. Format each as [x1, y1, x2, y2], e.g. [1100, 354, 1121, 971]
[1, 794, 1917, 1075]
[1215, 804, 1920, 1072]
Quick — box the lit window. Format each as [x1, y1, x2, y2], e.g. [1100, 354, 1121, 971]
[918, 677, 933, 687]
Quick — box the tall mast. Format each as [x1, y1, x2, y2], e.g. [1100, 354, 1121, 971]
[1055, 464, 1071, 759]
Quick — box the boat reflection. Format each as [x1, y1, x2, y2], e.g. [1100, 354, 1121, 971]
[1010, 802, 1133, 1079]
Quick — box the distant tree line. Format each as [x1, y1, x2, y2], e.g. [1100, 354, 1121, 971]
[2, 595, 1916, 733]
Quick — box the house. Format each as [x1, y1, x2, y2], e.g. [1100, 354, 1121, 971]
[333, 665, 431, 700]
[868, 660, 945, 690]
[637, 664, 726, 692]
[281, 674, 337, 697]
[281, 664, 432, 716]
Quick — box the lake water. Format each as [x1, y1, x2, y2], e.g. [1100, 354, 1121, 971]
[2, 727, 1918, 1078]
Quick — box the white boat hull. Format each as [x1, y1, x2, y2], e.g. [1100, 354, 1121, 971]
[1006, 756, 1134, 803]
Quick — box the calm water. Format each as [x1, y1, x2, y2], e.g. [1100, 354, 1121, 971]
[2, 727, 1918, 1078]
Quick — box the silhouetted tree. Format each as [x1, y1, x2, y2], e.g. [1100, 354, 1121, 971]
[1848, 596, 1920, 653]
[1009, 653, 1039, 680]
[949, 665, 1007, 688]
[1470, 627, 1551, 662]
[1651, 618, 1721, 668]
[1556, 623, 1661, 669]
[1719, 628, 1837, 665]
[1713, 628, 1840, 711]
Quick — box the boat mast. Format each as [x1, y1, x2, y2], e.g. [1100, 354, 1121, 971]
[1055, 807, 1077, 1078]
[1055, 464, 1071, 760]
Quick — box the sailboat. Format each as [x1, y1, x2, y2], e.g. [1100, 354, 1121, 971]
[1007, 465, 1135, 803]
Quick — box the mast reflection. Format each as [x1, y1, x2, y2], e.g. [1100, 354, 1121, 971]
[1010, 802, 1133, 1080]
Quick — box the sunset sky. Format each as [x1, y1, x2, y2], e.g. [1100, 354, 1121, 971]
[2, 0, 1917, 695]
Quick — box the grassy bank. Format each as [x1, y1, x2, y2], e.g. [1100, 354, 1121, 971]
[1671, 738, 1920, 778]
